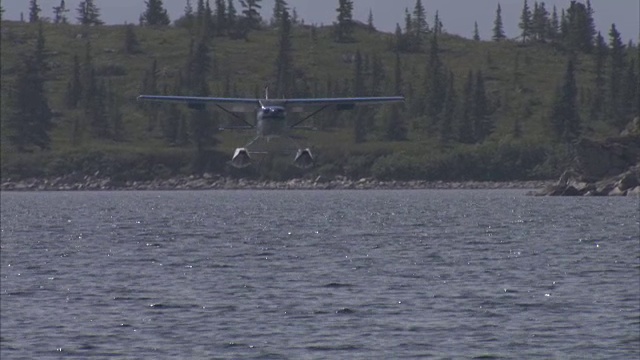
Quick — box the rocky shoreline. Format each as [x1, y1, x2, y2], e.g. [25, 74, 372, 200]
[0, 175, 553, 192]
[534, 165, 640, 196]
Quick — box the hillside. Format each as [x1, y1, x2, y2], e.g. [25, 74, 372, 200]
[1, 19, 637, 182]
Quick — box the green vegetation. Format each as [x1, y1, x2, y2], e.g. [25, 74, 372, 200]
[1, 0, 638, 183]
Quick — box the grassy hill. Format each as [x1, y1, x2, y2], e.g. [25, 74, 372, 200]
[1, 20, 636, 182]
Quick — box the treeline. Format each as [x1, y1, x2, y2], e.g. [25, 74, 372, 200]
[1, 0, 638, 181]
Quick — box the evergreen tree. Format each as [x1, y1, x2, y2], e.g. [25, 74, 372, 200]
[367, 8, 375, 33]
[215, 0, 227, 34]
[77, 0, 103, 26]
[531, 1, 549, 42]
[105, 80, 124, 141]
[274, 9, 293, 97]
[227, 0, 237, 29]
[53, 0, 69, 24]
[433, 10, 443, 35]
[34, 21, 47, 70]
[123, 24, 142, 54]
[6, 55, 53, 151]
[439, 71, 456, 144]
[548, 5, 560, 41]
[412, 0, 428, 48]
[424, 34, 446, 132]
[200, 0, 214, 39]
[550, 59, 581, 143]
[492, 3, 506, 41]
[518, 0, 532, 42]
[607, 24, 626, 127]
[29, 0, 41, 23]
[142, 0, 171, 26]
[140, 60, 160, 132]
[472, 70, 493, 142]
[184, 37, 218, 154]
[565, 1, 593, 53]
[620, 59, 638, 122]
[271, 0, 287, 27]
[384, 51, 407, 141]
[240, 0, 262, 29]
[78, 41, 108, 138]
[473, 21, 480, 41]
[589, 32, 607, 121]
[176, 0, 195, 29]
[352, 50, 366, 143]
[65, 55, 82, 108]
[458, 70, 475, 143]
[585, 0, 597, 45]
[334, 0, 354, 43]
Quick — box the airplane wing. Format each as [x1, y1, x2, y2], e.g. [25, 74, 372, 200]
[266, 96, 405, 113]
[138, 95, 404, 113]
[137, 95, 260, 113]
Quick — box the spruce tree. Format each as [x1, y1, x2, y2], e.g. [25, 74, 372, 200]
[240, 0, 262, 30]
[589, 32, 607, 121]
[177, 0, 195, 30]
[77, 0, 103, 26]
[565, 1, 593, 53]
[492, 3, 506, 41]
[6, 55, 53, 151]
[53, 0, 69, 24]
[29, 0, 41, 23]
[227, 0, 237, 29]
[458, 70, 475, 143]
[105, 80, 124, 141]
[367, 8, 375, 33]
[141, 60, 160, 132]
[620, 60, 638, 122]
[34, 21, 47, 70]
[550, 59, 581, 143]
[585, 0, 597, 45]
[424, 34, 446, 132]
[531, 1, 549, 42]
[185, 37, 218, 154]
[274, 9, 293, 97]
[433, 10, 442, 35]
[412, 0, 428, 48]
[142, 0, 171, 26]
[548, 5, 560, 41]
[607, 24, 626, 127]
[439, 71, 456, 145]
[334, 0, 354, 43]
[472, 70, 492, 142]
[473, 21, 480, 41]
[271, 0, 287, 27]
[65, 55, 82, 108]
[384, 51, 407, 141]
[215, 0, 227, 34]
[352, 50, 367, 143]
[518, 0, 532, 42]
[124, 24, 142, 54]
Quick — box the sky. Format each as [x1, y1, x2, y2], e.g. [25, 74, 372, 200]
[3, 0, 638, 43]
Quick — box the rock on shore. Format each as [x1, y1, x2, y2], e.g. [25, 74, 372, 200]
[0, 174, 551, 192]
[536, 132, 640, 196]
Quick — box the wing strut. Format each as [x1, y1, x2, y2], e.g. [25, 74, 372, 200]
[290, 106, 329, 129]
[215, 104, 255, 128]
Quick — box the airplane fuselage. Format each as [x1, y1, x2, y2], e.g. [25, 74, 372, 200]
[257, 106, 287, 137]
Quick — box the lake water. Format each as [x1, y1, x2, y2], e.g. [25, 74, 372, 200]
[1, 190, 638, 359]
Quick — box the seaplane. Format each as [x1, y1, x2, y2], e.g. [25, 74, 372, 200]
[138, 88, 404, 168]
